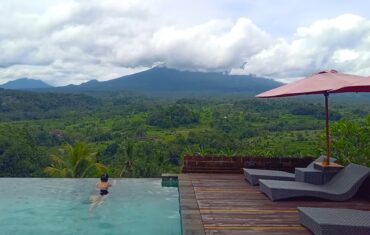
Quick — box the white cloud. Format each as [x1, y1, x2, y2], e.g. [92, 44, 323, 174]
[0, 1, 370, 85]
[331, 49, 359, 64]
[0, 0, 271, 85]
[244, 14, 370, 81]
[128, 18, 271, 70]
[0, 63, 147, 86]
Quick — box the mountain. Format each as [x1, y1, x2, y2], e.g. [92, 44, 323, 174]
[79, 79, 100, 87]
[0, 78, 53, 90]
[55, 67, 282, 94]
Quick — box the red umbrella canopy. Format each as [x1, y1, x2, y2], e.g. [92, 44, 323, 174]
[331, 76, 370, 93]
[256, 70, 369, 166]
[256, 70, 368, 98]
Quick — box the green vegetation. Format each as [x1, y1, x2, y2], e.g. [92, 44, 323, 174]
[45, 142, 108, 177]
[0, 125, 48, 176]
[330, 116, 370, 167]
[0, 89, 369, 177]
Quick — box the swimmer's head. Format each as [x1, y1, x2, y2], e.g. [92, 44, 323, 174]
[100, 173, 109, 182]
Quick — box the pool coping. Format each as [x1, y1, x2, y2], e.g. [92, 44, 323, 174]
[162, 173, 205, 235]
[178, 174, 205, 235]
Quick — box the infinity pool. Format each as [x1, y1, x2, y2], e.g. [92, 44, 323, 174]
[0, 178, 181, 235]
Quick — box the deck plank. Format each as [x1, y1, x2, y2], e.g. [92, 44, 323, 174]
[180, 173, 370, 234]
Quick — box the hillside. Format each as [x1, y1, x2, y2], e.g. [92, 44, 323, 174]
[55, 67, 282, 94]
[1, 88, 369, 177]
[0, 78, 53, 90]
[0, 89, 99, 121]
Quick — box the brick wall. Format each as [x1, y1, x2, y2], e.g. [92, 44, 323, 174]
[182, 155, 315, 174]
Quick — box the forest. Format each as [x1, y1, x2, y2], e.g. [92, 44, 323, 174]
[0, 89, 369, 177]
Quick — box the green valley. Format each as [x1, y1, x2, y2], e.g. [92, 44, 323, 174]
[0, 88, 369, 177]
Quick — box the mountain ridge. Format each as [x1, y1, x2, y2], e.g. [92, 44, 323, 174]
[2, 68, 283, 95]
[54, 67, 282, 94]
[0, 78, 53, 90]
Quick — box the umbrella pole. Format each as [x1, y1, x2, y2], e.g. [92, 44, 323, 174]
[324, 93, 330, 166]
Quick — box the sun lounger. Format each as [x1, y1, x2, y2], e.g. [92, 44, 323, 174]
[259, 163, 370, 201]
[298, 207, 370, 235]
[243, 156, 335, 185]
[244, 169, 295, 185]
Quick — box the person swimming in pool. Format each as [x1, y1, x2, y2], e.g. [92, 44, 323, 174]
[89, 173, 112, 211]
[96, 173, 111, 196]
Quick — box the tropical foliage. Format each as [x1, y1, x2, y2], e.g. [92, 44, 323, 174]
[45, 142, 108, 177]
[0, 126, 47, 176]
[0, 89, 369, 177]
[330, 116, 370, 167]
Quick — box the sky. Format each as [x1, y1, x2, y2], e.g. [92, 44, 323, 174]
[1, 0, 370, 85]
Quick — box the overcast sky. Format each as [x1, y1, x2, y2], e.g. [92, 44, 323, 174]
[1, 0, 370, 85]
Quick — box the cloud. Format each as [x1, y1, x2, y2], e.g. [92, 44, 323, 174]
[243, 14, 370, 81]
[113, 18, 271, 70]
[0, 1, 370, 85]
[0, 0, 157, 85]
[0, 0, 272, 85]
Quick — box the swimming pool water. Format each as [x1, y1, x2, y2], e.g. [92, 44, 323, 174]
[0, 178, 181, 235]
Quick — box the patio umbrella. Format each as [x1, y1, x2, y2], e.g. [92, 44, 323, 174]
[256, 70, 370, 166]
[331, 77, 370, 93]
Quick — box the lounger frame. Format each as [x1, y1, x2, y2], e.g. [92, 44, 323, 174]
[259, 163, 370, 201]
[298, 207, 370, 235]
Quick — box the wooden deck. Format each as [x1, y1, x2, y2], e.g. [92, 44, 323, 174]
[179, 173, 370, 235]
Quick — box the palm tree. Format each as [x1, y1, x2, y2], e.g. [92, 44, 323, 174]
[119, 141, 134, 177]
[45, 142, 108, 177]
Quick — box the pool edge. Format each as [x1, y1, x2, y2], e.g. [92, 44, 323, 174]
[178, 174, 205, 235]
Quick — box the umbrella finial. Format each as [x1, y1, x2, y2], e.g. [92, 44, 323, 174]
[317, 70, 338, 75]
